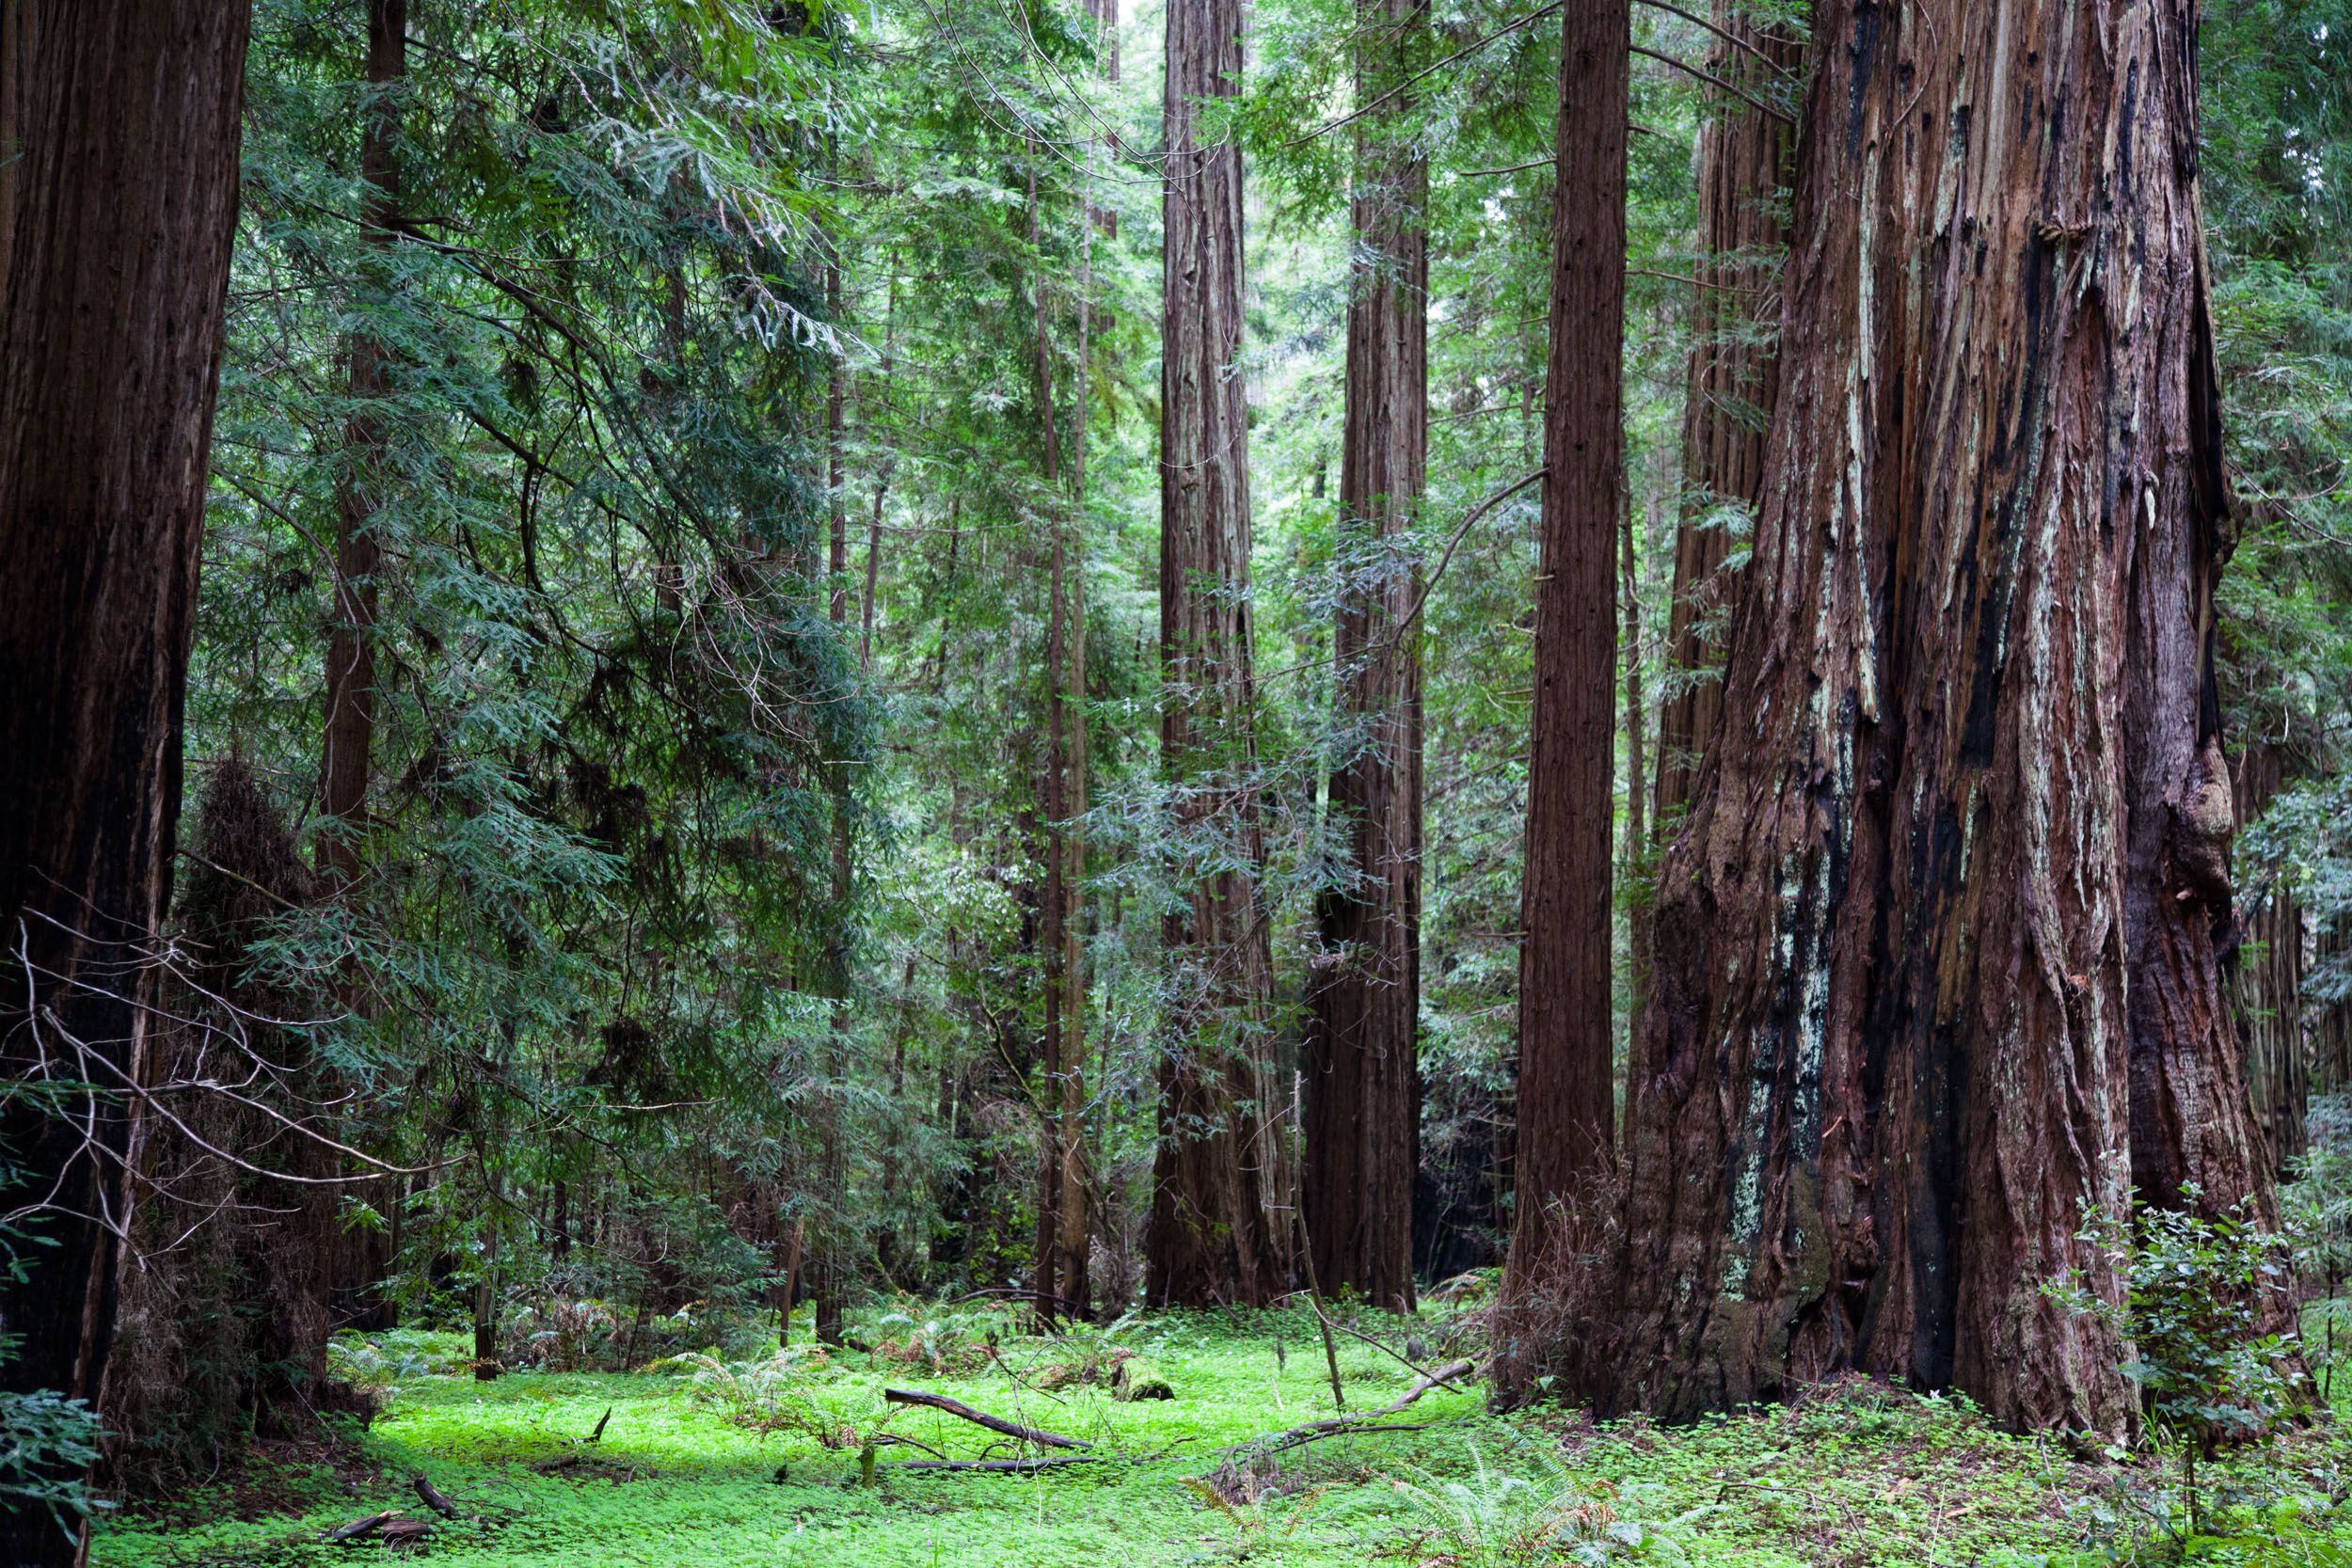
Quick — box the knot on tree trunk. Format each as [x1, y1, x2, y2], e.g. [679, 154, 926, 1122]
[2171, 736, 2236, 907]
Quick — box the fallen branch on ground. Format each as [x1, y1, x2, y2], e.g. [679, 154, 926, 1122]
[1220, 1358, 1479, 1459]
[882, 1454, 1104, 1474]
[882, 1387, 1090, 1449]
[326, 1511, 400, 1543]
[412, 1476, 462, 1518]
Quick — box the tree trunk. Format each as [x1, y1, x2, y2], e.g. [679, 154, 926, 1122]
[1493, 0, 1628, 1395]
[1029, 145, 1090, 1323]
[322, 0, 402, 883]
[1597, 0, 2260, 1435]
[0, 5, 252, 1560]
[323, 0, 406, 1342]
[1147, 0, 1286, 1308]
[817, 252, 850, 1348]
[1650, 7, 1802, 829]
[1303, 0, 1427, 1318]
[2229, 746, 2305, 1178]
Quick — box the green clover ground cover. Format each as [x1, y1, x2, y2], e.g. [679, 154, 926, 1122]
[91, 1307, 2352, 1567]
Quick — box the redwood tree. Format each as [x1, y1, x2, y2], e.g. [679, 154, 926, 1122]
[1651, 5, 1801, 827]
[1148, 0, 1286, 1308]
[1303, 0, 1429, 1317]
[1495, 0, 1628, 1390]
[1596, 0, 2271, 1433]
[0, 4, 253, 1559]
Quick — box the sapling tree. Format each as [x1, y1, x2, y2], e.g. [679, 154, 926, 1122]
[2046, 1186, 2304, 1540]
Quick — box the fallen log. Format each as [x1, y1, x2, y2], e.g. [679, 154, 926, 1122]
[882, 1387, 1090, 1450]
[1221, 1358, 1478, 1460]
[412, 1475, 462, 1518]
[587, 1406, 612, 1443]
[326, 1511, 399, 1543]
[883, 1454, 1104, 1474]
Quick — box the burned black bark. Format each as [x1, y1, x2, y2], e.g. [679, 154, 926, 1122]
[1597, 0, 2262, 1434]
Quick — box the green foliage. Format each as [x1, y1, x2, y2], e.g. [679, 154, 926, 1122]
[2048, 1189, 2305, 1541]
[109, 1307, 2352, 1567]
[0, 1386, 106, 1534]
[1362, 1440, 1704, 1565]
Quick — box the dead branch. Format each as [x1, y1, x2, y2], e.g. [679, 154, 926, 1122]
[326, 1511, 399, 1543]
[1221, 1358, 1477, 1459]
[882, 1387, 1090, 1450]
[882, 1454, 1104, 1474]
[412, 1476, 462, 1518]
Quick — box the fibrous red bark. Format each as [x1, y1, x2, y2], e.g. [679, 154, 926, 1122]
[1651, 5, 1801, 828]
[2228, 746, 2304, 1178]
[1494, 0, 1628, 1394]
[1597, 0, 2267, 1434]
[1147, 0, 1287, 1308]
[0, 4, 253, 1560]
[1303, 0, 1428, 1318]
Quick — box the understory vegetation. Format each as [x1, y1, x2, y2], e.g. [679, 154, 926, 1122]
[93, 1300, 2352, 1567]
[14, 0, 2352, 1563]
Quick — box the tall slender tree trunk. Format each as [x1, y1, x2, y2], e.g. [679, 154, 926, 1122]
[1304, 0, 1427, 1317]
[2230, 745, 2305, 1177]
[817, 253, 850, 1348]
[1596, 0, 2266, 1434]
[1650, 7, 1802, 829]
[0, 6, 252, 1560]
[1148, 0, 1286, 1308]
[1027, 146, 1090, 1323]
[1493, 0, 1628, 1395]
[322, 0, 406, 1340]
[1042, 99, 1102, 1323]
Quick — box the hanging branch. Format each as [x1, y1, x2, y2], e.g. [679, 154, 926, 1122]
[1629, 44, 1795, 124]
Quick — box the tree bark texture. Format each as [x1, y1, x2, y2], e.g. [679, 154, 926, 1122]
[1651, 5, 1801, 830]
[1148, 0, 1286, 1308]
[817, 253, 850, 1348]
[1303, 0, 1427, 1318]
[2228, 746, 2304, 1178]
[321, 0, 403, 885]
[0, 4, 252, 1560]
[1033, 146, 1091, 1323]
[1496, 0, 1627, 1388]
[323, 0, 405, 1342]
[1597, 0, 2265, 1434]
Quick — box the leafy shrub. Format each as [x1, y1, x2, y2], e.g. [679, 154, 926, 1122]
[2046, 1185, 2304, 1538]
[0, 1386, 104, 1535]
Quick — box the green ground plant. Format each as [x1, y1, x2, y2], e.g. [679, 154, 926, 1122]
[90, 1307, 2352, 1568]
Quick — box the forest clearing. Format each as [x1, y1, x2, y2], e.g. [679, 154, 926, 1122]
[91, 1299, 2352, 1566]
[9, 0, 2352, 1564]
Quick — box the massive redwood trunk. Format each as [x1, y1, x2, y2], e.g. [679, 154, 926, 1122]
[1303, 0, 1427, 1317]
[0, 5, 252, 1560]
[1147, 0, 1286, 1308]
[1494, 0, 1627, 1393]
[1597, 0, 2263, 1434]
[1650, 6, 1801, 827]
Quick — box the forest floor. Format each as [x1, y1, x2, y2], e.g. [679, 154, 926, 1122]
[93, 1302, 2352, 1567]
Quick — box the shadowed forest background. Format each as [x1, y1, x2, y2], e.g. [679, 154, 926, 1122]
[9, 0, 2352, 1563]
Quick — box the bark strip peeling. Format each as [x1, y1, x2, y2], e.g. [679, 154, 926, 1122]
[1598, 0, 2270, 1433]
